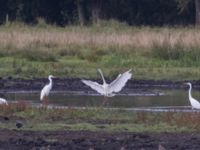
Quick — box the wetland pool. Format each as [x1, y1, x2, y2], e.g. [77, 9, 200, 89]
[1, 88, 199, 112]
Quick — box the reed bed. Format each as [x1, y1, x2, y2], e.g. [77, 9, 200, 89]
[1, 26, 200, 49]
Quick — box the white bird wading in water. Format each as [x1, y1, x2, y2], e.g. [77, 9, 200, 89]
[82, 69, 132, 105]
[185, 82, 200, 109]
[40, 75, 55, 106]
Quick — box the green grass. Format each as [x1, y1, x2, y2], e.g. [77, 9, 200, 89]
[2, 122, 189, 133]
[0, 103, 199, 133]
[0, 23, 200, 80]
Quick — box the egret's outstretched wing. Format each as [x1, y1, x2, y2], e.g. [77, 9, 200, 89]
[82, 80, 104, 95]
[108, 69, 132, 93]
[0, 98, 8, 105]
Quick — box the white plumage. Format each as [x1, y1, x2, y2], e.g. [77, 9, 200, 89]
[0, 98, 8, 105]
[82, 69, 132, 97]
[185, 82, 200, 109]
[40, 75, 55, 101]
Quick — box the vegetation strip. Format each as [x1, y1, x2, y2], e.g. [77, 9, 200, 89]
[0, 102, 198, 132]
[0, 24, 200, 80]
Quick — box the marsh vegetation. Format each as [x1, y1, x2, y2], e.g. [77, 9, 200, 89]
[0, 102, 198, 133]
[0, 22, 200, 80]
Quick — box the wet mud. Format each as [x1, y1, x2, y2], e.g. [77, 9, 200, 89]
[0, 78, 199, 149]
[0, 130, 199, 150]
[0, 77, 199, 92]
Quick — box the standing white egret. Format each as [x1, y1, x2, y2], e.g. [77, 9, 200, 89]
[82, 69, 132, 104]
[40, 75, 55, 105]
[185, 82, 200, 109]
[0, 98, 8, 105]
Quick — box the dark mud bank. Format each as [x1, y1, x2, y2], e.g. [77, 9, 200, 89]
[0, 130, 200, 150]
[0, 77, 200, 92]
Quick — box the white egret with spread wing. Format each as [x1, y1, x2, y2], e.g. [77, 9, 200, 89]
[185, 82, 200, 109]
[0, 98, 8, 105]
[82, 69, 132, 104]
[40, 75, 55, 105]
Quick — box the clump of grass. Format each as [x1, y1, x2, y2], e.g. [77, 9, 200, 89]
[19, 48, 57, 62]
[151, 44, 200, 67]
[57, 45, 82, 57]
[91, 19, 129, 33]
[0, 46, 57, 62]
[151, 40, 184, 60]
[0, 101, 29, 115]
[36, 17, 49, 28]
[78, 48, 108, 62]
[181, 48, 200, 66]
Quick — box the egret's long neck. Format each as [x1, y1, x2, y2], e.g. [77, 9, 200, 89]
[188, 84, 192, 100]
[48, 77, 53, 87]
[98, 69, 106, 84]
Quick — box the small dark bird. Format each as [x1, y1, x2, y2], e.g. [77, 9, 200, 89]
[4, 117, 9, 121]
[16, 121, 23, 128]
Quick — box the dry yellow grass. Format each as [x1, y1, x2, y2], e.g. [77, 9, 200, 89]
[0, 26, 200, 50]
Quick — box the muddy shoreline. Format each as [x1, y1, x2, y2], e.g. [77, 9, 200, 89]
[0, 78, 200, 92]
[0, 79, 199, 149]
[0, 129, 199, 150]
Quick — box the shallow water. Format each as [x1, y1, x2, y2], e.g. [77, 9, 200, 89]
[1, 88, 200, 110]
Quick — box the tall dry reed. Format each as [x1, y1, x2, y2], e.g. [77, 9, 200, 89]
[0, 27, 200, 50]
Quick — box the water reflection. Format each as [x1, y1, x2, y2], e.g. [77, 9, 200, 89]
[1, 88, 200, 109]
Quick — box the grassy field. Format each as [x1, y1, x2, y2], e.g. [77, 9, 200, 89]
[0, 22, 200, 80]
[0, 102, 199, 132]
